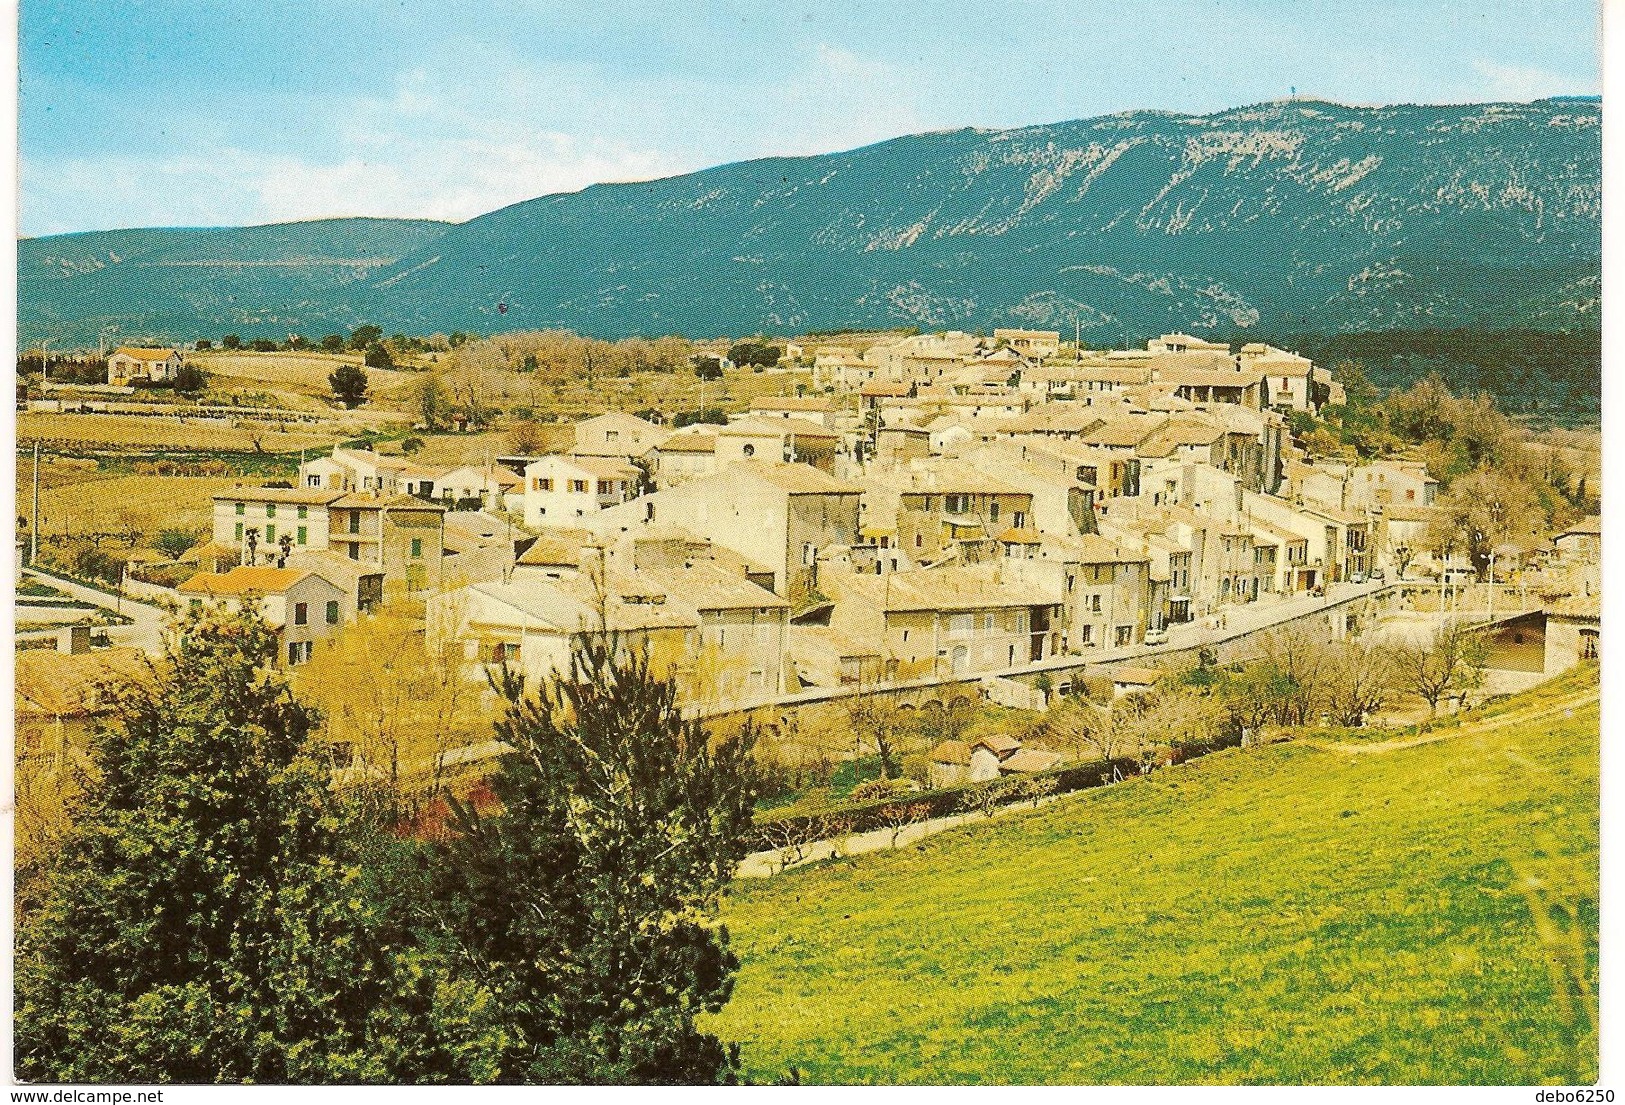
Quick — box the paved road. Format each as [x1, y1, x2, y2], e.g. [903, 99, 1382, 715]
[20, 568, 168, 654]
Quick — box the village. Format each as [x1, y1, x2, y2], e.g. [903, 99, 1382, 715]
[21, 327, 1600, 756]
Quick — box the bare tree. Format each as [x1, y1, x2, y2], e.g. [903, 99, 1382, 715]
[1388, 622, 1489, 716]
[877, 801, 932, 847]
[1320, 638, 1399, 726]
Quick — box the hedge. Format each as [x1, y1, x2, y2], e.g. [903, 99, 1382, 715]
[746, 756, 1139, 854]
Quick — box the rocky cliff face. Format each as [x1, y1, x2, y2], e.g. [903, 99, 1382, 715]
[21, 98, 1599, 344]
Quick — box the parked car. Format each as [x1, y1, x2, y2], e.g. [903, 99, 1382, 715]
[1349, 572, 1366, 585]
[1143, 626, 1169, 646]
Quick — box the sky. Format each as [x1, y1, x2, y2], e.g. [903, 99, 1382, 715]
[17, 0, 1601, 236]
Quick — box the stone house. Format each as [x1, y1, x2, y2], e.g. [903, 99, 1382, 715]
[523, 455, 642, 527]
[177, 566, 347, 665]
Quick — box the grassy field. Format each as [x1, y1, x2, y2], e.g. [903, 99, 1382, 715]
[708, 668, 1599, 1085]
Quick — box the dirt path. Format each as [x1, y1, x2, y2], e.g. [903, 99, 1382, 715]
[1295, 685, 1599, 757]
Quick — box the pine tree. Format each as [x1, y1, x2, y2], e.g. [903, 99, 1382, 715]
[430, 635, 759, 1084]
[14, 607, 422, 1083]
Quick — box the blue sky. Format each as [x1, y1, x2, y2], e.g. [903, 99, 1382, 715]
[18, 0, 1600, 235]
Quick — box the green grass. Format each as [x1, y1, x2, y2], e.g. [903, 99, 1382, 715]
[708, 674, 1599, 1085]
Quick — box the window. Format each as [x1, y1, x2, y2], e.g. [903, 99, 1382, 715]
[287, 640, 312, 665]
[945, 493, 968, 515]
[325, 600, 339, 625]
[597, 480, 613, 495]
[1582, 629, 1599, 660]
[296, 526, 307, 545]
[411, 537, 423, 559]
[306, 475, 321, 487]
[235, 502, 245, 515]
[949, 613, 975, 638]
[569, 479, 588, 493]
[915, 533, 923, 548]
[534, 477, 553, 492]
[742, 443, 756, 457]
[989, 501, 1000, 522]
[982, 612, 994, 633]
[605, 430, 620, 442]
[348, 512, 359, 534]
[1090, 594, 1102, 613]
[235, 522, 244, 541]
[293, 602, 308, 626]
[297, 506, 307, 519]
[266, 504, 276, 519]
[1116, 625, 1133, 646]
[1079, 625, 1092, 646]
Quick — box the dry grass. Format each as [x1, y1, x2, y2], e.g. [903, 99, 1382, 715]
[192, 350, 430, 407]
[30, 474, 243, 540]
[18, 412, 341, 453]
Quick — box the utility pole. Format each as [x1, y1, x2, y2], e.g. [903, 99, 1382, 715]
[31, 441, 41, 564]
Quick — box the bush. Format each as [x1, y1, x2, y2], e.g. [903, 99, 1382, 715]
[746, 757, 1135, 853]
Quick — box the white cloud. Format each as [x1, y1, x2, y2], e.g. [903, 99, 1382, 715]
[23, 43, 936, 233]
[1470, 60, 1595, 102]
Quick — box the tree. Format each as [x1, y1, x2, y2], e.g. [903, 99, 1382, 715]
[221, 334, 241, 350]
[693, 357, 723, 381]
[1430, 470, 1540, 580]
[727, 342, 780, 369]
[330, 363, 370, 408]
[320, 334, 346, 353]
[171, 363, 208, 394]
[154, 528, 201, 560]
[1319, 637, 1398, 727]
[364, 342, 395, 370]
[1389, 622, 1488, 716]
[428, 637, 759, 1083]
[194, 339, 212, 351]
[416, 372, 446, 431]
[350, 325, 384, 350]
[507, 419, 546, 455]
[13, 607, 406, 1082]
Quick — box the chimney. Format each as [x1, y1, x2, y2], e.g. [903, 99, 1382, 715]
[59, 624, 91, 655]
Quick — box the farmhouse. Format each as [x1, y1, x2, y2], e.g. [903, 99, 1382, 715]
[177, 566, 348, 666]
[106, 347, 182, 386]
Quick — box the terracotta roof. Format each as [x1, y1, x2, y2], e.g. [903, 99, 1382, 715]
[657, 432, 718, 454]
[738, 462, 862, 495]
[1000, 747, 1065, 773]
[860, 382, 913, 397]
[718, 416, 837, 439]
[998, 527, 1043, 545]
[177, 565, 318, 596]
[111, 347, 179, 361]
[1547, 593, 1601, 620]
[930, 739, 972, 765]
[16, 647, 150, 719]
[212, 487, 345, 505]
[972, 734, 1022, 756]
[330, 493, 447, 511]
[751, 397, 832, 411]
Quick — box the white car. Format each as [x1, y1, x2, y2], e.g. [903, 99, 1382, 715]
[1143, 627, 1169, 646]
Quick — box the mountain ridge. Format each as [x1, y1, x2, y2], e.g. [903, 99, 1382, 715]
[20, 97, 1600, 346]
